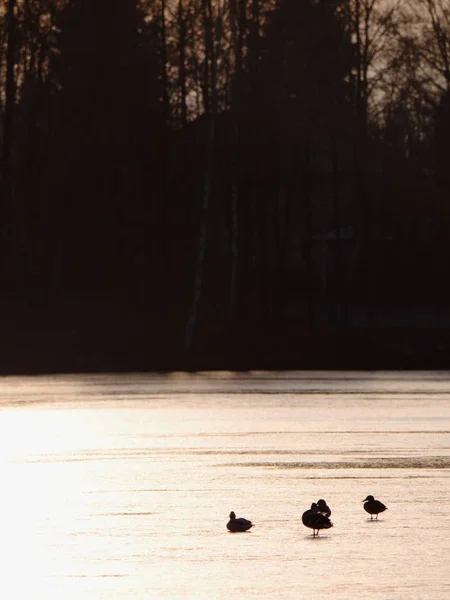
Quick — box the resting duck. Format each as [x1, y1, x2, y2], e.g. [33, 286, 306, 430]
[363, 495, 387, 519]
[316, 499, 332, 518]
[302, 503, 333, 536]
[227, 511, 253, 532]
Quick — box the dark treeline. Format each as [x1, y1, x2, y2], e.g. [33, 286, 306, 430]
[0, 0, 449, 372]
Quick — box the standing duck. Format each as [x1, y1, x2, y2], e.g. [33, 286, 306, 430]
[363, 495, 387, 520]
[227, 511, 253, 532]
[316, 499, 332, 518]
[302, 503, 333, 536]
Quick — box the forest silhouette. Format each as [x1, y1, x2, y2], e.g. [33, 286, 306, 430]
[0, 0, 449, 373]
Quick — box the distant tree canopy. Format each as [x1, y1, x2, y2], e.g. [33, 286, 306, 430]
[434, 89, 450, 186]
[0, 0, 449, 361]
[49, 0, 156, 289]
[258, 0, 353, 134]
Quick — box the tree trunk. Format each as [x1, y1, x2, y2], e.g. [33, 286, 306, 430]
[230, 127, 239, 318]
[304, 146, 315, 328]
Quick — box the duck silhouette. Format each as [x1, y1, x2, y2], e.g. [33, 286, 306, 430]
[302, 503, 333, 536]
[363, 495, 387, 519]
[227, 511, 253, 532]
[316, 499, 331, 518]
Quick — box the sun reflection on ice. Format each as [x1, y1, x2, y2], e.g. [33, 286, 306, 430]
[0, 407, 128, 599]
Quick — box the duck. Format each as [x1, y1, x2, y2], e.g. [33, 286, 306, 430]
[363, 495, 387, 519]
[227, 511, 253, 532]
[316, 498, 331, 518]
[302, 503, 333, 536]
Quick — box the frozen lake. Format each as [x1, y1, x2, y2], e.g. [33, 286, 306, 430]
[1, 371, 450, 599]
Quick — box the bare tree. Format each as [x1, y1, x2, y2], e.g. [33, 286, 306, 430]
[228, 0, 246, 319]
[185, 0, 217, 349]
[159, 0, 170, 277]
[417, 0, 450, 94]
[1, 0, 17, 195]
[177, 0, 188, 127]
[345, 0, 402, 321]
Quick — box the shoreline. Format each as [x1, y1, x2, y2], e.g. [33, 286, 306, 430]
[0, 325, 448, 375]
